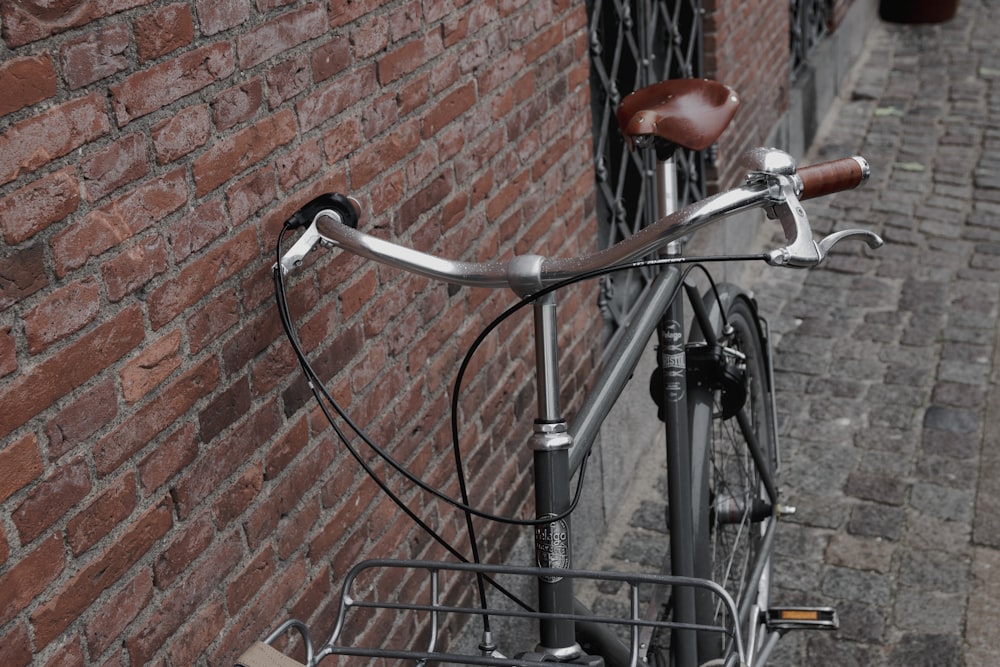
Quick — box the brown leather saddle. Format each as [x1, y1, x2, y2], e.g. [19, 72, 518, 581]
[616, 79, 740, 151]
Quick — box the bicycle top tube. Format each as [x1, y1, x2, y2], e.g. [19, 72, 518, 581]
[277, 149, 878, 293]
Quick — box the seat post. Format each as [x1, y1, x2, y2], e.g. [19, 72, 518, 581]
[654, 149, 682, 256]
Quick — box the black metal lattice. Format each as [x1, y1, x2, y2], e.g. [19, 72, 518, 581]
[586, 0, 705, 334]
[790, 0, 829, 80]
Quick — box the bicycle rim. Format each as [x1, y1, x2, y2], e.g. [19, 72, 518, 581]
[695, 295, 776, 664]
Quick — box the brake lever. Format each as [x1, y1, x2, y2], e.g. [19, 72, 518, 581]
[768, 224, 884, 268]
[817, 229, 884, 256]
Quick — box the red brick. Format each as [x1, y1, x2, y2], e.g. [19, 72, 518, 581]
[119, 329, 182, 404]
[442, 2, 498, 46]
[0, 432, 44, 503]
[80, 133, 150, 202]
[85, 570, 154, 658]
[210, 556, 306, 667]
[0, 534, 64, 626]
[171, 403, 280, 520]
[322, 115, 363, 164]
[147, 227, 259, 329]
[94, 356, 219, 477]
[265, 415, 310, 481]
[0, 522, 8, 566]
[0, 53, 57, 116]
[250, 342, 296, 398]
[195, 0, 250, 34]
[102, 232, 169, 302]
[389, 0, 423, 41]
[0, 304, 144, 440]
[23, 276, 101, 354]
[31, 496, 174, 650]
[399, 173, 451, 228]
[0, 622, 32, 667]
[479, 50, 526, 95]
[67, 471, 138, 555]
[1, 244, 47, 311]
[296, 66, 377, 133]
[264, 53, 309, 109]
[127, 531, 242, 665]
[0, 93, 110, 186]
[12, 456, 90, 545]
[213, 462, 263, 527]
[0, 166, 79, 244]
[167, 598, 226, 665]
[258, 0, 296, 10]
[271, 439, 333, 519]
[378, 31, 444, 84]
[198, 376, 251, 443]
[151, 104, 211, 163]
[277, 139, 322, 191]
[0, 0, 148, 47]
[152, 511, 214, 589]
[186, 290, 240, 355]
[0, 326, 14, 378]
[362, 90, 398, 138]
[351, 13, 389, 59]
[348, 118, 421, 187]
[59, 23, 129, 89]
[310, 39, 350, 83]
[44, 378, 118, 462]
[236, 5, 328, 69]
[221, 306, 283, 376]
[49, 642, 89, 667]
[134, 3, 194, 62]
[227, 166, 277, 226]
[276, 496, 320, 561]
[167, 197, 228, 261]
[192, 110, 296, 196]
[51, 168, 187, 277]
[213, 77, 263, 131]
[226, 545, 275, 612]
[110, 43, 235, 126]
[138, 423, 198, 494]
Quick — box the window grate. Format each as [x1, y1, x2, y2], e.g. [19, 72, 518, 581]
[586, 0, 705, 335]
[790, 0, 830, 80]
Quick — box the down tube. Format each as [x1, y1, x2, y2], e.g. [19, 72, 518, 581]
[567, 267, 682, 476]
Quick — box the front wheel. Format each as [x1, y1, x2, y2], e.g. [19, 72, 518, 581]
[688, 289, 778, 665]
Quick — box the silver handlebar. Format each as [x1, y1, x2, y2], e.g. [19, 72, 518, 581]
[277, 149, 883, 292]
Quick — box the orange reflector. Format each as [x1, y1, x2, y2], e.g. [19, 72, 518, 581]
[779, 610, 820, 621]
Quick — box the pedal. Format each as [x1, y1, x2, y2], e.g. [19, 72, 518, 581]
[766, 607, 838, 632]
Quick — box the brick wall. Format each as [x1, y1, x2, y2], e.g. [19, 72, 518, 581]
[704, 0, 791, 186]
[0, 1, 600, 664]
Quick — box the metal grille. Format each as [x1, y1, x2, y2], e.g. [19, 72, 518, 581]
[790, 0, 829, 80]
[586, 0, 705, 334]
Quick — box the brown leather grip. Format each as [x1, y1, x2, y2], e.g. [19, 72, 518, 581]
[797, 156, 869, 200]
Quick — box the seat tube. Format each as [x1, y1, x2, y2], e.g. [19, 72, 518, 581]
[530, 293, 580, 658]
[655, 150, 698, 666]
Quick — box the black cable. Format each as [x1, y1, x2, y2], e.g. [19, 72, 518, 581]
[273, 226, 535, 619]
[275, 220, 769, 619]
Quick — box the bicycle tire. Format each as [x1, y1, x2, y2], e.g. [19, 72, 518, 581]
[688, 287, 777, 664]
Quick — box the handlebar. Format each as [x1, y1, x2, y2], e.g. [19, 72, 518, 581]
[796, 156, 870, 200]
[277, 148, 883, 290]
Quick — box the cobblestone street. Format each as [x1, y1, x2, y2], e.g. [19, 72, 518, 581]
[592, 2, 1000, 664]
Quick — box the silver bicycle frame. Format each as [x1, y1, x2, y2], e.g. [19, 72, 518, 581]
[273, 148, 879, 666]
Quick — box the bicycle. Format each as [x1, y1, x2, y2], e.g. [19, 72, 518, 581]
[237, 78, 882, 667]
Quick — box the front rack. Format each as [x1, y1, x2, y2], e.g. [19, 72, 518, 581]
[236, 559, 744, 667]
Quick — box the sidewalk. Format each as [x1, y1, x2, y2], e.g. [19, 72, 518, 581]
[592, 1, 1000, 664]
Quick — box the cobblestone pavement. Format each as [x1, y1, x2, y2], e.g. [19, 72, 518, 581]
[589, 2, 1000, 665]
